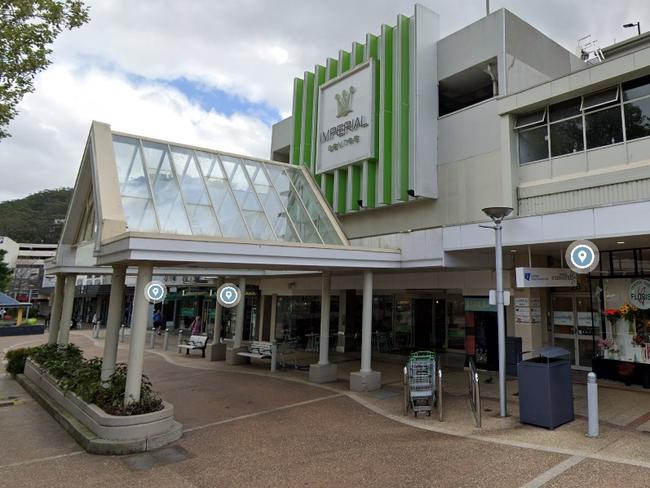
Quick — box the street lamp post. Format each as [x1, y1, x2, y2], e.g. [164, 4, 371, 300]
[481, 206, 513, 418]
[623, 22, 641, 36]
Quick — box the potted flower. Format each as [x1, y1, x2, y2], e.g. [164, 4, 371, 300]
[597, 338, 617, 359]
[619, 303, 639, 335]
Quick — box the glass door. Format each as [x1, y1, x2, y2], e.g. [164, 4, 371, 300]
[552, 294, 595, 370]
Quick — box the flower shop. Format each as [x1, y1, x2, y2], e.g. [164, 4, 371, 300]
[590, 249, 650, 387]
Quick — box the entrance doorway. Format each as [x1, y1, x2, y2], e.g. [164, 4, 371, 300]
[413, 298, 433, 349]
[551, 293, 595, 370]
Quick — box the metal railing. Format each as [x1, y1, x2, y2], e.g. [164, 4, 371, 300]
[468, 358, 481, 428]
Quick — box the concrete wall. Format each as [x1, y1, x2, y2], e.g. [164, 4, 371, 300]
[0, 236, 19, 269]
[270, 116, 292, 158]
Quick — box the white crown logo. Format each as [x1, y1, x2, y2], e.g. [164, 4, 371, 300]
[335, 86, 356, 118]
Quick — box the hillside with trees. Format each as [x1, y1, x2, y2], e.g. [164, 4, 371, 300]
[0, 188, 72, 243]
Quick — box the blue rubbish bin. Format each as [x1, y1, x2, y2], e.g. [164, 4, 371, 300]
[518, 346, 574, 429]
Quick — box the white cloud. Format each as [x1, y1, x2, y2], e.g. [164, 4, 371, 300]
[0, 64, 270, 201]
[2, 0, 650, 202]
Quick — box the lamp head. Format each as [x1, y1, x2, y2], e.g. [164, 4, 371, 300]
[623, 23, 635, 28]
[482, 206, 513, 223]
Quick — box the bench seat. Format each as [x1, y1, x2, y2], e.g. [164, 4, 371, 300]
[178, 334, 208, 358]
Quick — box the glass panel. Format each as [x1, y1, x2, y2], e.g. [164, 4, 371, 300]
[550, 116, 583, 156]
[196, 151, 248, 239]
[141, 141, 191, 235]
[121, 197, 158, 232]
[447, 296, 466, 350]
[220, 156, 273, 240]
[266, 166, 321, 243]
[394, 296, 413, 350]
[554, 337, 576, 364]
[639, 249, 650, 275]
[576, 296, 595, 337]
[170, 147, 211, 206]
[288, 170, 342, 244]
[518, 126, 548, 163]
[549, 97, 581, 122]
[113, 135, 139, 185]
[552, 296, 574, 335]
[578, 338, 595, 368]
[585, 106, 623, 149]
[185, 204, 220, 236]
[624, 98, 650, 140]
[514, 109, 546, 129]
[114, 139, 150, 199]
[372, 295, 395, 352]
[243, 161, 299, 242]
[582, 86, 619, 111]
[623, 75, 650, 101]
[611, 250, 635, 276]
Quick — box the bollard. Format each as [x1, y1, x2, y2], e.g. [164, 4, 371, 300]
[119, 325, 125, 343]
[438, 368, 443, 422]
[92, 323, 99, 339]
[271, 342, 277, 372]
[163, 329, 170, 351]
[587, 372, 599, 438]
[177, 329, 184, 353]
[403, 366, 409, 416]
[149, 328, 155, 349]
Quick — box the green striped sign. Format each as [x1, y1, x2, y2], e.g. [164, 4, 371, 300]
[290, 13, 413, 213]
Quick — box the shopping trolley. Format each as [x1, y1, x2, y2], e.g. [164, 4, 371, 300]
[404, 351, 438, 417]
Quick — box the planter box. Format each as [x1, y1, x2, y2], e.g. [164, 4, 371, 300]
[20, 359, 182, 454]
[0, 325, 44, 336]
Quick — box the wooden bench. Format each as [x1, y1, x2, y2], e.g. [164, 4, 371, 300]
[178, 335, 209, 357]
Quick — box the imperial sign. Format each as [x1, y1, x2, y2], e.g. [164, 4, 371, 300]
[316, 60, 375, 173]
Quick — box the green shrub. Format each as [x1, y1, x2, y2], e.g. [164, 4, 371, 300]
[11, 343, 163, 416]
[4, 346, 40, 376]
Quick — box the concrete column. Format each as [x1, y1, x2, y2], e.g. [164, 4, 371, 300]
[269, 294, 278, 341]
[226, 277, 248, 364]
[101, 265, 126, 382]
[57, 275, 77, 344]
[350, 271, 381, 392]
[233, 277, 246, 347]
[124, 264, 153, 405]
[310, 271, 337, 383]
[48, 274, 65, 345]
[206, 278, 226, 361]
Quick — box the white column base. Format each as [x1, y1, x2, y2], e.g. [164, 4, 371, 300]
[206, 342, 227, 361]
[350, 370, 381, 392]
[225, 346, 250, 365]
[309, 363, 338, 383]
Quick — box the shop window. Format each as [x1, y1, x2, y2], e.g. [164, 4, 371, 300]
[581, 86, 619, 111]
[550, 117, 583, 156]
[552, 296, 574, 335]
[514, 109, 546, 129]
[624, 97, 650, 140]
[611, 250, 636, 276]
[622, 75, 650, 101]
[518, 125, 549, 163]
[585, 106, 623, 149]
[549, 98, 581, 122]
[638, 249, 650, 275]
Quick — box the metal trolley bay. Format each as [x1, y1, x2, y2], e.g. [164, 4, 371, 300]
[403, 351, 442, 419]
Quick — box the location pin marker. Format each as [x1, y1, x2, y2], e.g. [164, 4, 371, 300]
[578, 250, 587, 263]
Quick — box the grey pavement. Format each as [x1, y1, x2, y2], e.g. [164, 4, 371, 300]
[0, 331, 649, 487]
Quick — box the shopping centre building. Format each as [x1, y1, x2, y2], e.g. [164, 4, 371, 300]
[47, 5, 650, 393]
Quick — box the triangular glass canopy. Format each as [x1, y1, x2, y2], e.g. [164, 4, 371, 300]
[111, 134, 345, 245]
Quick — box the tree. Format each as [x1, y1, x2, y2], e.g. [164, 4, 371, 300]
[0, 249, 12, 292]
[0, 0, 89, 139]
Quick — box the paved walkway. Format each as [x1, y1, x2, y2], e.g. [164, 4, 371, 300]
[0, 331, 649, 487]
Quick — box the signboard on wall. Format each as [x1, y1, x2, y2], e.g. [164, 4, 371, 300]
[315, 60, 376, 174]
[629, 279, 650, 309]
[515, 267, 577, 288]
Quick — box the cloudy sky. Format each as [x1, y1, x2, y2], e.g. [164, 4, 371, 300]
[0, 0, 648, 202]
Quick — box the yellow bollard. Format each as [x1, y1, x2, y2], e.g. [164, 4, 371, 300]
[16, 308, 24, 326]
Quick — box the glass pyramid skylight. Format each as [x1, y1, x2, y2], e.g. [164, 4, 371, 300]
[111, 134, 344, 245]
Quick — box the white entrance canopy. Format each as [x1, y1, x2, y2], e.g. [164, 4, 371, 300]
[52, 122, 400, 273]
